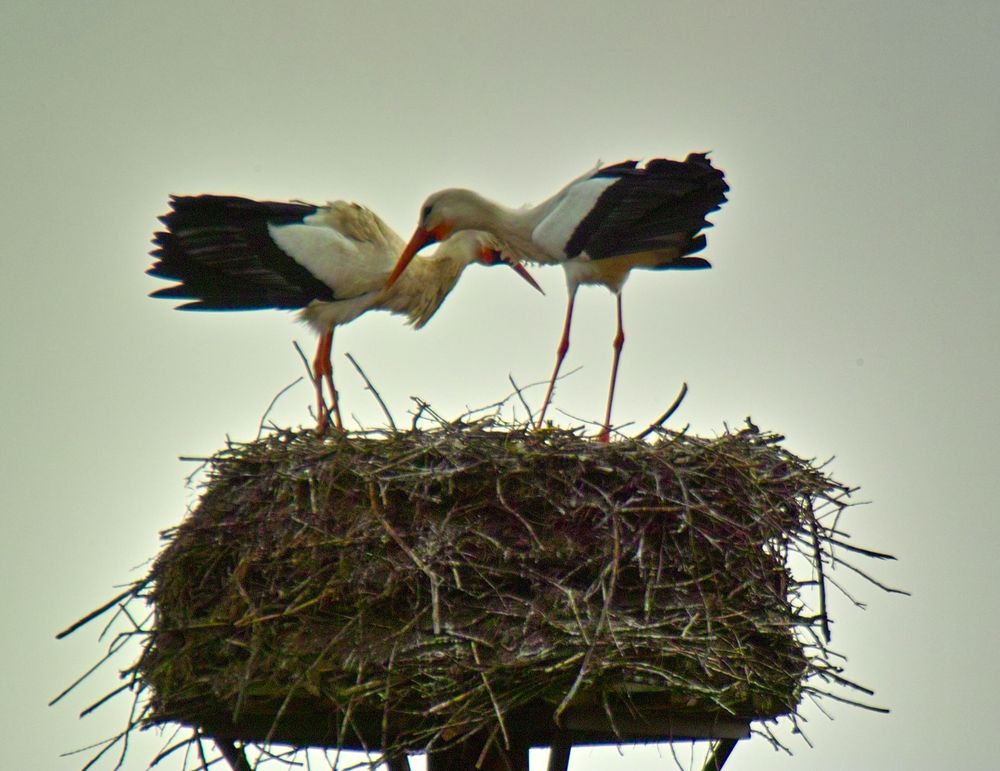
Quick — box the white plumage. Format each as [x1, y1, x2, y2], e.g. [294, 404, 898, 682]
[387, 155, 729, 439]
[149, 195, 540, 431]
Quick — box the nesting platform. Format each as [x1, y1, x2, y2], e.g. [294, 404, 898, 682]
[136, 421, 864, 768]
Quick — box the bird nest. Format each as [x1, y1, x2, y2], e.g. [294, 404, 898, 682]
[119, 418, 887, 761]
[56, 418, 894, 769]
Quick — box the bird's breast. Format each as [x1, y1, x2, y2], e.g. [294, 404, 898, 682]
[299, 292, 380, 332]
[565, 248, 689, 292]
[563, 255, 631, 293]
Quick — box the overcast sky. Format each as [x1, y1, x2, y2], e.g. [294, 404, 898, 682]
[3, 1, 998, 769]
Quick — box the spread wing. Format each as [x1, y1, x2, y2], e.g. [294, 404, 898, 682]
[148, 195, 403, 310]
[534, 154, 728, 264]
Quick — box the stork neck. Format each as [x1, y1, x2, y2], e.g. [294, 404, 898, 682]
[475, 201, 553, 264]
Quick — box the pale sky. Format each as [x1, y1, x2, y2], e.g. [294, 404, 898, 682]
[3, 1, 999, 769]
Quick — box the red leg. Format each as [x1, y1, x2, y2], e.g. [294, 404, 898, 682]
[320, 329, 344, 431]
[536, 290, 576, 428]
[325, 352, 344, 432]
[312, 330, 333, 433]
[598, 292, 624, 442]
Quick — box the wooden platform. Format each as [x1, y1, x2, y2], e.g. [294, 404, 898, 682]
[178, 690, 757, 749]
[198, 691, 756, 771]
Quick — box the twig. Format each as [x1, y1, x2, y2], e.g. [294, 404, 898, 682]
[504, 366, 583, 426]
[257, 377, 304, 440]
[55, 581, 147, 640]
[409, 397, 447, 427]
[345, 352, 397, 432]
[292, 340, 315, 385]
[471, 641, 510, 750]
[410, 400, 429, 430]
[79, 683, 132, 718]
[555, 407, 633, 438]
[554, 513, 622, 723]
[507, 375, 534, 424]
[112, 688, 147, 771]
[76, 733, 126, 771]
[181, 456, 212, 487]
[636, 382, 688, 440]
[49, 630, 135, 707]
[292, 339, 326, 427]
[368, 482, 441, 634]
[826, 554, 911, 596]
[808, 509, 832, 644]
[495, 477, 544, 549]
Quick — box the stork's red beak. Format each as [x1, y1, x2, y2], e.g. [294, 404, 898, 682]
[480, 246, 544, 295]
[511, 262, 544, 295]
[386, 226, 438, 289]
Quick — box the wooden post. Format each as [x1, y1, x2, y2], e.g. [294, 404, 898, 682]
[701, 738, 738, 771]
[546, 736, 572, 771]
[215, 738, 251, 771]
[386, 754, 411, 771]
[427, 733, 529, 771]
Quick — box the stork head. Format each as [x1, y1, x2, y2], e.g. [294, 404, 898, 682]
[386, 189, 494, 289]
[437, 231, 543, 295]
[397, 232, 543, 330]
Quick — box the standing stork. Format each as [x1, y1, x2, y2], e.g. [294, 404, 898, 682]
[149, 195, 541, 432]
[386, 154, 728, 440]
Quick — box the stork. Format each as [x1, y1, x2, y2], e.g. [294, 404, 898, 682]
[149, 195, 541, 432]
[386, 154, 728, 440]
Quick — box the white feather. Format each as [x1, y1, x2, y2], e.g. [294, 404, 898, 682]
[268, 222, 389, 298]
[531, 176, 615, 259]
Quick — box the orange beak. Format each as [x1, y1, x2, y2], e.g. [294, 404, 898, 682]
[386, 226, 438, 289]
[511, 262, 544, 295]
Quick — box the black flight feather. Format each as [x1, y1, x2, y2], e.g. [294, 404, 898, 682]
[147, 195, 338, 311]
[564, 154, 728, 262]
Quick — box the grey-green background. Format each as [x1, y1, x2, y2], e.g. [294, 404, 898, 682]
[3, 1, 997, 768]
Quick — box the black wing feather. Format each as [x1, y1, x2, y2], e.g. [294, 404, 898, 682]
[147, 195, 338, 311]
[565, 153, 728, 262]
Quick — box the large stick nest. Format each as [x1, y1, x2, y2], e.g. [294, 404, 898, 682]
[136, 420, 877, 757]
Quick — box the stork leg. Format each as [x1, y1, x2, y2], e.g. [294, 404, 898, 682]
[536, 290, 577, 428]
[312, 331, 331, 432]
[598, 293, 625, 442]
[323, 330, 344, 431]
[312, 329, 343, 433]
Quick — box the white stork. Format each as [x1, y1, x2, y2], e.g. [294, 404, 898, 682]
[386, 154, 728, 440]
[149, 195, 541, 432]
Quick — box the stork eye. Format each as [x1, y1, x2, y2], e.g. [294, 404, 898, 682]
[421, 204, 432, 223]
